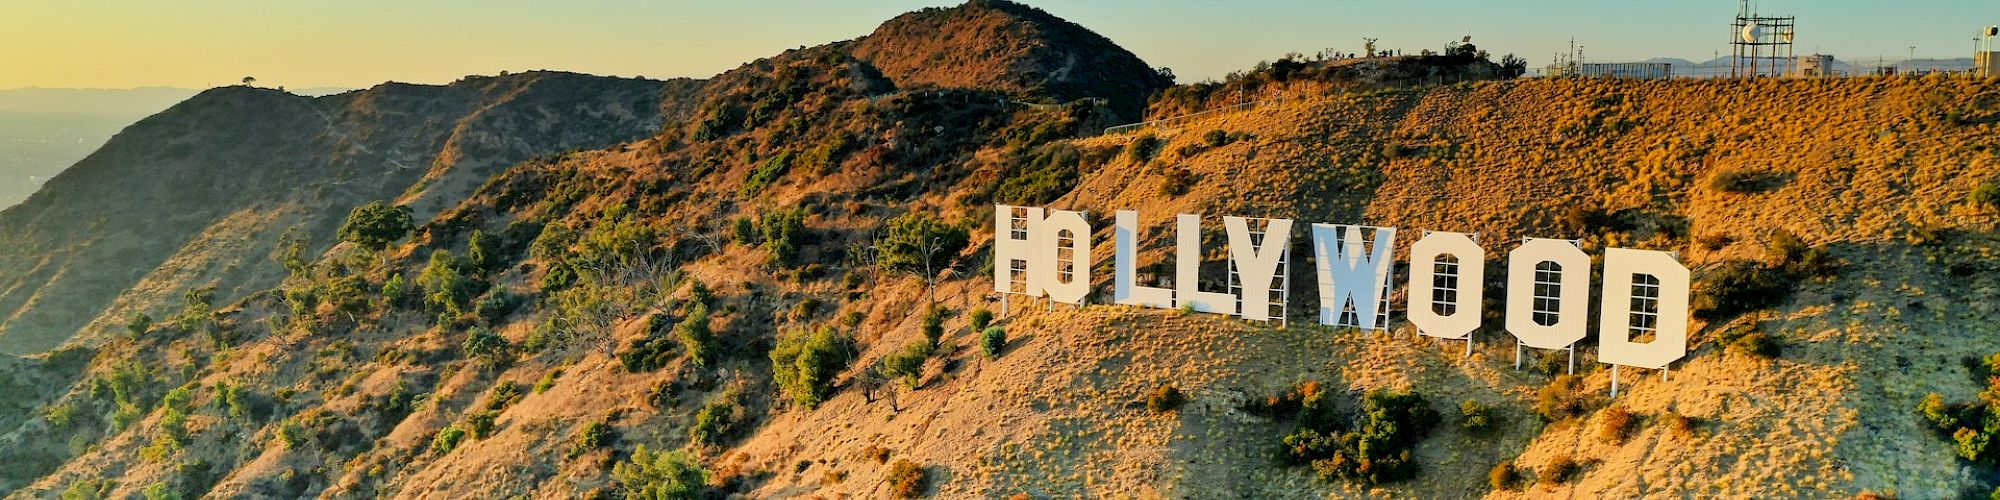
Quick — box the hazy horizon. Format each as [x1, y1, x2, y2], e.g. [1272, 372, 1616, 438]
[5, 0, 1997, 90]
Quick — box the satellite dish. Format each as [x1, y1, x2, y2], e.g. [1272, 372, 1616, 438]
[1987, 25, 1998, 37]
[1741, 22, 1760, 43]
[1781, 29, 1795, 43]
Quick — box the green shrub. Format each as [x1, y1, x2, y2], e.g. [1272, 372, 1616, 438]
[141, 482, 181, 500]
[432, 425, 467, 454]
[126, 312, 154, 338]
[1145, 385, 1186, 413]
[740, 149, 795, 196]
[690, 389, 745, 448]
[44, 403, 75, 428]
[675, 303, 717, 368]
[886, 460, 928, 499]
[980, 327, 1007, 359]
[619, 313, 680, 372]
[920, 306, 946, 347]
[466, 410, 499, 439]
[613, 444, 710, 499]
[461, 328, 514, 369]
[731, 217, 757, 245]
[1281, 389, 1441, 485]
[1459, 400, 1497, 435]
[382, 273, 409, 306]
[761, 207, 809, 268]
[418, 250, 472, 315]
[879, 340, 933, 388]
[1159, 167, 1194, 197]
[59, 478, 112, 500]
[993, 143, 1082, 205]
[338, 201, 415, 258]
[1202, 129, 1230, 147]
[534, 369, 562, 394]
[771, 326, 859, 409]
[969, 308, 993, 332]
[1691, 260, 1791, 321]
[567, 420, 613, 459]
[1719, 324, 1783, 359]
[1125, 134, 1160, 163]
[276, 417, 308, 450]
[1971, 181, 2000, 212]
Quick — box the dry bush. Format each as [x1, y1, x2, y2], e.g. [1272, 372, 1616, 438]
[1596, 406, 1635, 443]
[1538, 454, 1582, 485]
[886, 459, 927, 498]
[1146, 385, 1186, 413]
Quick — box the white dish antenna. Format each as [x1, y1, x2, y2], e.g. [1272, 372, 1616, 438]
[1987, 25, 1998, 38]
[1741, 22, 1761, 43]
[1781, 29, 1795, 43]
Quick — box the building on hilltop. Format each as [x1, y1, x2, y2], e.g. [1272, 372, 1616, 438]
[1545, 62, 1674, 80]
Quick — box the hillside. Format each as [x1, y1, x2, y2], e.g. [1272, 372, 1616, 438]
[6, 1, 2000, 499]
[0, 72, 691, 356]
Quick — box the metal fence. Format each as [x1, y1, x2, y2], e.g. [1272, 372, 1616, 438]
[1102, 93, 1294, 136]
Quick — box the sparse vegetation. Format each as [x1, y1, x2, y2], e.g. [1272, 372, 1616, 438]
[1535, 375, 1598, 422]
[1460, 400, 1498, 435]
[614, 444, 711, 499]
[879, 340, 934, 388]
[1269, 383, 1441, 486]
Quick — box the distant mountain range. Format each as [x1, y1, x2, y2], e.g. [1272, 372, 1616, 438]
[0, 87, 354, 209]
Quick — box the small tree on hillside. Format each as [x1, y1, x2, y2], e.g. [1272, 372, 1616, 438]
[875, 212, 969, 306]
[339, 201, 415, 266]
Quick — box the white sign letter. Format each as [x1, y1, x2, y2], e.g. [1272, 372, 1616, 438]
[1597, 248, 1691, 369]
[1032, 210, 1092, 305]
[992, 205, 1044, 297]
[1226, 216, 1293, 321]
[1505, 238, 1591, 349]
[1312, 224, 1396, 330]
[1408, 231, 1484, 340]
[1176, 213, 1236, 315]
[1114, 210, 1174, 308]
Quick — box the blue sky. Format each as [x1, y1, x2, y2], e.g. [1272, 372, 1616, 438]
[2, 0, 1994, 89]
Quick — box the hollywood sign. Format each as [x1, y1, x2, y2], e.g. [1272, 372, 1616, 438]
[991, 205, 1690, 380]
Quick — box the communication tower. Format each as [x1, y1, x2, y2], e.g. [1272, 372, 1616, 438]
[1730, 0, 1796, 78]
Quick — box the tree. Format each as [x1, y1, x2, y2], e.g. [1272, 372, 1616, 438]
[613, 444, 710, 500]
[338, 201, 415, 265]
[241, 76, 256, 87]
[770, 326, 859, 409]
[418, 250, 471, 315]
[876, 212, 970, 306]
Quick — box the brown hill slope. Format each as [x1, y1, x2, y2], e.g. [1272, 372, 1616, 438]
[0, 72, 690, 356]
[853, 0, 1171, 121]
